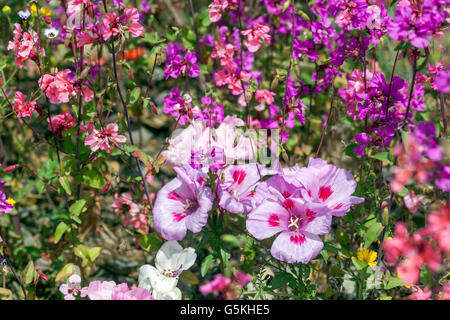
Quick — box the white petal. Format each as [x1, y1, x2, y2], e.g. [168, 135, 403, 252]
[156, 241, 183, 271]
[154, 287, 182, 300]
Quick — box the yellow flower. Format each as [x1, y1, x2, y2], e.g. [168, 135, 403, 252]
[5, 198, 16, 206]
[30, 4, 52, 16]
[40, 7, 52, 16]
[356, 249, 377, 266]
[2, 6, 11, 14]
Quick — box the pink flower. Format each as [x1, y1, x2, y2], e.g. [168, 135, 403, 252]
[409, 286, 433, 300]
[13, 91, 38, 118]
[234, 271, 252, 287]
[208, 0, 238, 22]
[153, 165, 213, 240]
[241, 24, 271, 53]
[218, 164, 267, 214]
[59, 274, 87, 300]
[200, 274, 232, 296]
[84, 123, 126, 153]
[85, 280, 116, 300]
[428, 206, 450, 253]
[47, 112, 76, 134]
[39, 69, 93, 104]
[247, 197, 331, 263]
[112, 193, 140, 216]
[7, 24, 45, 69]
[403, 191, 424, 213]
[200, 270, 252, 299]
[67, 0, 91, 16]
[295, 158, 365, 216]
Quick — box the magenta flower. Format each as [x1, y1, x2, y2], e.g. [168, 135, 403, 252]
[247, 198, 331, 263]
[0, 179, 14, 214]
[199, 274, 232, 296]
[434, 67, 450, 94]
[295, 158, 364, 216]
[153, 165, 213, 240]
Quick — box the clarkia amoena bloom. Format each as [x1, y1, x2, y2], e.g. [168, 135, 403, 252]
[153, 165, 213, 240]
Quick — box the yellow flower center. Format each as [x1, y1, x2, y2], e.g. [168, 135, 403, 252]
[5, 198, 16, 206]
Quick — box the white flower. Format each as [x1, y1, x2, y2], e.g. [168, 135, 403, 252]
[18, 10, 31, 20]
[44, 27, 59, 39]
[138, 241, 196, 300]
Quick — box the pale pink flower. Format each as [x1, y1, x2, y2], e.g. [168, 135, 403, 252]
[59, 274, 87, 300]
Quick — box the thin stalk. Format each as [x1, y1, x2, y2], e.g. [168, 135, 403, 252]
[439, 92, 447, 135]
[315, 80, 335, 158]
[110, 39, 154, 210]
[402, 50, 418, 128]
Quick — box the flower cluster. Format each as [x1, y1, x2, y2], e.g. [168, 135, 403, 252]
[59, 274, 153, 300]
[391, 122, 449, 192]
[39, 69, 93, 105]
[384, 205, 450, 287]
[7, 24, 44, 69]
[200, 271, 252, 299]
[112, 193, 149, 232]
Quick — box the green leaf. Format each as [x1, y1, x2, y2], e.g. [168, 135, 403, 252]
[220, 234, 239, 247]
[370, 152, 393, 165]
[320, 249, 329, 262]
[364, 222, 384, 249]
[137, 235, 162, 252]
[129, 88, 141, 105]
[70, 200, 86, 217]
[55, 263, 79, 282]
[74, 245, 90, 262]
[269, 272, 295, 290]
[88, 247, 102, 262]
[82, 169, 107, 189]
[179, 270, 200, 285]
[0, 288, 13, 300]
[351, 257, 368, 270]
[383, 276, 406, 290]
[201, 254, 215, 277]
[54, 222, 69, 244]
[220, 249, 231, 268]
[59, 176, 72, 195]
[23, 260, 36, 285]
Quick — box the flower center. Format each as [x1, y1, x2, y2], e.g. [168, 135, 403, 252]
[163, 269, 175, 277]
[288, 216, 302, 232]
[184, 198, 199, 213]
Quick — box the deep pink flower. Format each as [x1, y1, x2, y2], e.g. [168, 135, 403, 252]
[7, 24, 45, 69]
[47, 112, 76, 134]
[13, 91, 38, 118]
